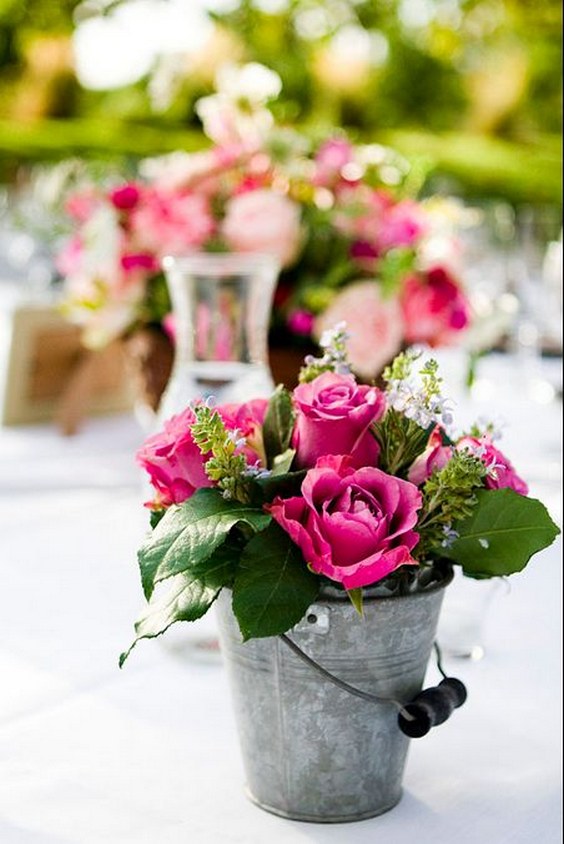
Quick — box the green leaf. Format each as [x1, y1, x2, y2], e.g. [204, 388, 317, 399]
[262, 385, 295, 468]
[378, 247, 416, 298]
[119, 541, 239, 667]
[149, 509, 165, 530]
[232, 522, 320, 640]
[138, 488, 271, 599]
[256, 468, 306, 503]
[272, 447, 296, 476]
[347, 588, 364, 615]
[443, 489, 560, 577]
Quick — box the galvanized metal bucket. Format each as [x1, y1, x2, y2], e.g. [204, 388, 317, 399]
[215, 577, 451, 823]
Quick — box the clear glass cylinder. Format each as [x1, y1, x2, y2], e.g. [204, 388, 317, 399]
[158, 252, 279, 421]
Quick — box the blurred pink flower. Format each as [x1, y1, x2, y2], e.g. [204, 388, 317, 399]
[377, 199, 426, 250]
[287, 309, 315, 336]
[222, 189, 302, 268]
[313, 138, 354, 186]
[110, 183, 141, 211]
[314, 281, 404, 379]
[64, 189, 100, 223]
[400, 267, 470, 347]
[130, 188, 215, 258]
[55, 235, 84, 277]
[120, 253, 158, 274]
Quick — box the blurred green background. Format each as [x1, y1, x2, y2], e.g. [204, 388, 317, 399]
[0, 0, 561, 205]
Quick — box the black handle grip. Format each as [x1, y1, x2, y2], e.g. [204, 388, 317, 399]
[398, 677, 467, 738]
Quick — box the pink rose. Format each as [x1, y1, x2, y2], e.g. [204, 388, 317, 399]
[137, 400, 269, 508]
[313, 282, 404, 379]
[400, 267, 470, 347]
[456, 435, 529, 495]
[221, 189, 302, 268]
[136, 406, 212, 508]
[292, 371, 386, 470]
[217, 398, 269, 467]
[408, 426, 454, 485]
[268, 455, 422, 589]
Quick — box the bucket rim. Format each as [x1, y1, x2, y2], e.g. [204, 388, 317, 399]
[316, 561, 454, 605]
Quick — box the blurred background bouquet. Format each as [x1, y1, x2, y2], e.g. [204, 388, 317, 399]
[54, 61, 472, 386]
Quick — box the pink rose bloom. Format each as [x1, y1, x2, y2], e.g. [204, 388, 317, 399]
[110, 183, 141, 211]
[456, 435, 529, 495]
[130, 188, 215, 257]
[221, 189, 302, 269]
[292, 371, 386, 470]
[217, 398, 269, 467]
[408, 426, 454, 485]
[136, 406, 212, 508]
[400, 267, 470, 347]
[313, 282, 404, 379]
[137, 400, 269, 508]
[268, 455, 421, 589]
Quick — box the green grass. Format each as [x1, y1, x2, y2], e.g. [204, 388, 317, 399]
[0, 117, 561, 205]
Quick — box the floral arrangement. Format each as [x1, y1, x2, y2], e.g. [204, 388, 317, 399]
[57, 62, 472, 376]
[120, 326, 558, 663]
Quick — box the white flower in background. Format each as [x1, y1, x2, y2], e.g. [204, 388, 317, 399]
[139, 150, 220, 191]
[80, 204, 121, 277]
[215, 61, 282, 105]
[195, 62, 282, 149]
[417, 197, 481, 276]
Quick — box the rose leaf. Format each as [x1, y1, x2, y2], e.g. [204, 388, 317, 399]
[232, 522, 319, 640]
[443, 488, 560, 577]
[138, 487, 271, 599]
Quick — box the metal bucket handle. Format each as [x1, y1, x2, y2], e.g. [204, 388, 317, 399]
[279, 634, 467, 738]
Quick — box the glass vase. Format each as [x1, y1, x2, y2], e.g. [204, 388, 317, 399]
[158, 252, 279, 422]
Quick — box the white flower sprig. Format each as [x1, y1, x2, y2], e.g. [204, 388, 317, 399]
[384, 350, 454, 434]
[299, 321, 352, 382]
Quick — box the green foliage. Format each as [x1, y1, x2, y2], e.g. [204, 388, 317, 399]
[378, 247, 417, 298]
[191, 406, 251, 503]
[119, 541, 238, 667]
[373, 410, 431, 478]
[416, 451, 487, 561]
[442, 488, 561, 577]
[137, 488, 271, 600]
[262, 385, 295, 469]
[232, 522, 320, 641]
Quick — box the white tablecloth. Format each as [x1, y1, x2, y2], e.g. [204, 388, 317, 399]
[0, 352, 562, 843]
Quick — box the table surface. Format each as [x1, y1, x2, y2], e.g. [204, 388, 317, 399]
[0, 351, 562, 844]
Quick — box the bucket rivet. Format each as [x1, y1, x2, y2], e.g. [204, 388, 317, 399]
[307, 613, 318, 624]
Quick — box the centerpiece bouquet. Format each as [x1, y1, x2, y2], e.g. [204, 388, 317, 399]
[121, 324, 558, 661]
[56, 62, 472, 385]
